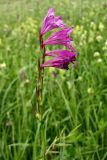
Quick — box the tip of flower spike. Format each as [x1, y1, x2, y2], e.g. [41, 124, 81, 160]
[48, 7, 54, 12]
[47, 7, 55, 16]
[40, 7, 66, 36]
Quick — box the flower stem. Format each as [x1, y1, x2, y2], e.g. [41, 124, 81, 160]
[36, 31, 46, 114]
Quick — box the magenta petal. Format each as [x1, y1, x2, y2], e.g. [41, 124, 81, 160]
[45, 50, 77, 59]
[40, 8, 65, 35]
[41, 49, 77, 69]
[47, 7, 54, 16]
[41, 58, 69, 69]
[43, 28, 74, 49]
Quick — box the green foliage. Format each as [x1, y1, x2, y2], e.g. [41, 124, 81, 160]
[0, 0, 107, 159]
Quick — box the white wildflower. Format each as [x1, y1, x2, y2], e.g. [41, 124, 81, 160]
[94, 52, 100, 57]
[87, 88, 94, 94]
[0, 63, 6, 69]
[96, 35, 103, 42]
[97, 58, 102, 63]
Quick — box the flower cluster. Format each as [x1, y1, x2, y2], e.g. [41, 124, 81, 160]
[39, 7, 77, 70]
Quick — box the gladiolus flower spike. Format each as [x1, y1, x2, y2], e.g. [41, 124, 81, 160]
[39, 7, 78, 70]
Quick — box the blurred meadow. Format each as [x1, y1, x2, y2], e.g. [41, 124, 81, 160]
[0, 0, 107, 159]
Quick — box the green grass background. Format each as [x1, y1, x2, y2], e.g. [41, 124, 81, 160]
[0, 0, 107, 159]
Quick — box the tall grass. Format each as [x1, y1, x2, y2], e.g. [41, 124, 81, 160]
[0, 0, 107, 159]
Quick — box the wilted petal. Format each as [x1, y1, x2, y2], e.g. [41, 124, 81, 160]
[40, 8, 65, 35]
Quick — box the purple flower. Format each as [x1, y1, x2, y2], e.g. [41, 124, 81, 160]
[39, 8, 78, 71]
[41, 50, 77, 69]
[40, 8, 65, 36]
[43, 28, 75, 50]
[45, 49, 77, 57]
